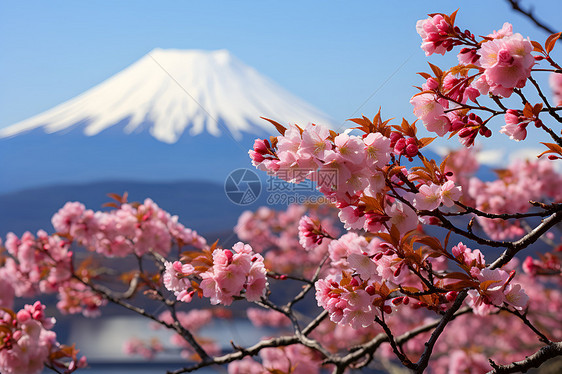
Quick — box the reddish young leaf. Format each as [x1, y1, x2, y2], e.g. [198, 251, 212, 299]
[545, 32, 562, 54]
[428, 63, 444, 80]
[449, 9, 459, 27]
[261, 117, 287, 136]
[418, 137, 437, 148]
[531, 40, 545, 53]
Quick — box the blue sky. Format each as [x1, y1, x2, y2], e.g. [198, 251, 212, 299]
[0, 0, 560, 161]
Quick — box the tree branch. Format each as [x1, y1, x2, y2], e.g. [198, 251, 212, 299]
[168, 311, 328, 374]
[414, 290, 468, 373]
[75, 275, 211, 362]
[326, 307, 472, 368]
[489, 209, 562, 269]
[487, 341, 562, 373]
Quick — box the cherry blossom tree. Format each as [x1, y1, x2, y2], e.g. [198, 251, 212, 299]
[1, 8, 562, 374]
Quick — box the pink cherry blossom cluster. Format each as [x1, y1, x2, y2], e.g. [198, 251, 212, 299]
[522, 242, 562, 279]
[250, 124, 389, 199]
[417, 15, 534, 98]
[250, 121, 465, 234]
[468, 159, 562, 240]
[297, 215, 333, 250]
[450, 243, 529, 315]
[476, 31, 534, 97]
[163, 260, 196, 302]
[313, 232, 422, 328]
[501, 109, 533, 141]
[0, 230, 106, 317]
[163, 242, 268, 306]
[52, 199, 207, 257]
[200, 243, 267, 305]
[315, 274, 385, 329]
[412, 12, 551, 147]
[0, 302, 86, 374]
[416, 12, 474, 56]
[467, 268, 529, 315]
[3, 230, 71, 297]
[413, 180, 461, 211]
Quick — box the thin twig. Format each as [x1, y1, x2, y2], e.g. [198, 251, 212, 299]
[529, 76, 562, 128]
[500, 307, 552, 344]
[288, 253, 330, 309]
[75, 274, 211, 362]
[375, 315, 416, 370]
[505, 0, 557, 35]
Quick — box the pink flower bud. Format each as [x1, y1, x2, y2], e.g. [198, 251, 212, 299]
[458, 128, 473, 138]
[249, 151, 265, 163]
[426, 78, 439, 90]
[405, 144, 419, 157]
[389, 132, 403, 146]
[16, 310, 31, 323]
[225, 249, 234, 262]
[253, 139, 268, 154]
[446, 291, 458, 302]
[394, 138, 406, 154]
[365, 285, 377, 295]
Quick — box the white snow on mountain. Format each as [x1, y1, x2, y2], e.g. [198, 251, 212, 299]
[0, 49, 336, 143]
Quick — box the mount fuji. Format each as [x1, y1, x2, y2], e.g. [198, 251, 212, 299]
[0, 49, 336, 193]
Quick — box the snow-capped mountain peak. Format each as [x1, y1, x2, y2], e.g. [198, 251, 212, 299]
[0, 49, 335, 143]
